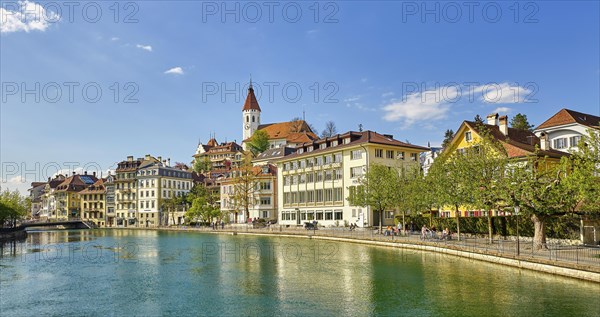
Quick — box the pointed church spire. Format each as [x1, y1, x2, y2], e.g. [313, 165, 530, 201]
[242, 77, 261, 111]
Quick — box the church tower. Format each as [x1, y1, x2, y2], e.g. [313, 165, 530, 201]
[242, 80, 261, 142]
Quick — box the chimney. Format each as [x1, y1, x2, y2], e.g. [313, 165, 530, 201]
[127, 156, 133, 162]
[167, 158, 171, 167]
[158, 156, 162, 162]
[486, 113, 499, 126]
[93, 172, 96, 177]
[499, 115, 508, 135]
[72, 171, 76, 176]
[540, 133, 549, 151]
[48, 177, 51, 182]
[84, 171, 88, 175]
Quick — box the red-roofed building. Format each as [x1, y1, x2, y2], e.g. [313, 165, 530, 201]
[534, 108, 600, 153]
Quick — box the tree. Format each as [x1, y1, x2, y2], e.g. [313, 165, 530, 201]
[505, 153, 577, 249]
[185, 185, 220, 224]
[193, 157, 212, 174]
[510, 113, 534, 131]
[441, 129, 455, 149]
[563, 129, 600, 213]
[347, 164, 401, 234]
[230, 152, 260, 222]
[398, 165, 433, 232]
[320, 121, 338, 138]
[474, 114, 484, 124]
[427, 151, 472, 241]
[247, 130, 270, 155]
[460, 129, 509, 243]
[0, 189, 30, 228]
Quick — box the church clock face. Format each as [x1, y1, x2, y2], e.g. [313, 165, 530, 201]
[245, 124, 250, 130]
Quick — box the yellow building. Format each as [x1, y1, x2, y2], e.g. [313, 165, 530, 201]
[54, 172, 98, 220]
[80, 178, 107, 227]
[440, 113, 567, 218]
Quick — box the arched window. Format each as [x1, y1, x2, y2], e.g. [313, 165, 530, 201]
[252, 116, 255, 122]
[246, 116, 249, 122]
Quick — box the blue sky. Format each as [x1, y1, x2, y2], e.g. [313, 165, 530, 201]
[1, 1, 599, 193]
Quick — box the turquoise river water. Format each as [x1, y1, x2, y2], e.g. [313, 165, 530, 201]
[0, 229, 598, 316]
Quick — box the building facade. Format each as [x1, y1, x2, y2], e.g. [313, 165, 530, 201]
[534, 108, 600, 153]
[80, 178, 106, 227]
[277, 131, 428, 228]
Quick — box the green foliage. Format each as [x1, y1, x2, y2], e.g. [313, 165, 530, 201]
[441, 129, 455, 149]
[0, 189, 30, 227]
[193, 157, 212, 174]
[405, 214, 581, 240]
[247, 130, 270, 155]
[185, 184, 221, 224]
[510, 113, 534, 131]
[564, 129, 600, 213]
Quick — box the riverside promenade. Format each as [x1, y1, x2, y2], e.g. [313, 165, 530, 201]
[123, 224, 600, 283]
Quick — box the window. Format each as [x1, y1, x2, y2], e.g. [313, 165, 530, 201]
[334, 168, 342, 180]
[331, 140, 338, 146]
[307, 190, 315, 203]
[333, 188, 343, 201]
[315, 190, 323, 202]
[553, 138, 568, 149]
[324, 189, 333, 202]
[324, 170, 333, 181]
[316, 172, 323, 182]
[569, 135, 581, 147]
[260, 182, 271, 190]
[397, 151, 405, 160]
[465, 131, 473, 142]
[351, 150, 362, 160]
[324, 155, 332, 164]
[299, 174, 306, 184]
[325, 211, 333, 220]
[299, 191, 306, 203]
[307, 173, 314, 183]
[316, 157, 323, 166]
[300, 160, 306, 169]
[260, 197, 271, 205]
[316, 211, 324, 220]
[375, 149, 383, 158]
[351, 167, 363, 178]
[410, 153, 418, 161]
[320, 143, 327, 150]
[252, 116, 255, 122]
[334, 211, 343, 220]
[386, 150, 394, 159]
[334, 153, 342, 163]
[385, 211, 394, 219]
[343, 138, 350, 144]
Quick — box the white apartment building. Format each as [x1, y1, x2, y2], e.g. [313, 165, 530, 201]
[534, 108, 599, 153]
[137, 158, 192, 227]
[277, 131, 429, 228]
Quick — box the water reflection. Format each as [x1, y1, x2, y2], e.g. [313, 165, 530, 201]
[1, 230, 599, 317]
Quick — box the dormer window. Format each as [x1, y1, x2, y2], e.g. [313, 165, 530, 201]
[465, 132, 473, 142]
[320, 143, 327, 150]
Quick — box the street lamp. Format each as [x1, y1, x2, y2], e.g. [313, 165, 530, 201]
[514, 205, 520, 256]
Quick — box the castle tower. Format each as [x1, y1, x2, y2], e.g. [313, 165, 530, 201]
[242, 80, 261, 142]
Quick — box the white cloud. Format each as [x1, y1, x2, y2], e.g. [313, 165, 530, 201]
[473, 83, 532, 104]
[136, 44, 152, 52]
[382, 92, 394, 98]
[306, 29, 318, 35]
[164, 67, 184, 75]
[382, 86, 458, 128]
[0, 1, 59, 34]
[361, 78, 368, 83]
[111, 37, 120, 41]
[493, 107, 512, 114]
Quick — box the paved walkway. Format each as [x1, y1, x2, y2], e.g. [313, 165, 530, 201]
[142, 224, 600, 271]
